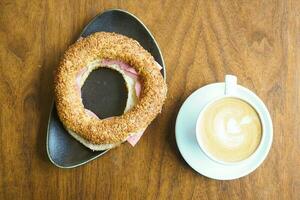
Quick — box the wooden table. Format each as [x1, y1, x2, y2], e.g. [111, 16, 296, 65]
[0, 0, 299, 199]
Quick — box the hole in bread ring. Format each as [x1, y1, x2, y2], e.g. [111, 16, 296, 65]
[78, 61, 140, 119]
[54, 32, 167, 150]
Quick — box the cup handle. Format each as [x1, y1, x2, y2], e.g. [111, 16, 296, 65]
[225, 75, 237, 95]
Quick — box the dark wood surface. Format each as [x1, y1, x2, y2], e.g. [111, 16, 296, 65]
[0, 0, 299, 199]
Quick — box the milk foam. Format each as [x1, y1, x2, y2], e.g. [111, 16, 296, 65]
[198, 97, 262, 162]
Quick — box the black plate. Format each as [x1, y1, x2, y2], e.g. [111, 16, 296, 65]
[46, 9, 166, 168]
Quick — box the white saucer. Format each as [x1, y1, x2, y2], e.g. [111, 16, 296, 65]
[175, 83, 273, 180]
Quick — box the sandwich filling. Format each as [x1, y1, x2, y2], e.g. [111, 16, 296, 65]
[68, 59, 161, 148]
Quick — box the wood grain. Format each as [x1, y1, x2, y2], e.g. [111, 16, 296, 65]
[0, 0, 299, 199]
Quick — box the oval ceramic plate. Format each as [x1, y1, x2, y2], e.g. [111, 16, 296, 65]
[47, 9, 166, 168]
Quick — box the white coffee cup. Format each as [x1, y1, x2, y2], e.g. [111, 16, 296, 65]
[195, 75, 267, 165]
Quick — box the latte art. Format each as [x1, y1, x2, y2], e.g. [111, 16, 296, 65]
[198, 97, 262, 162]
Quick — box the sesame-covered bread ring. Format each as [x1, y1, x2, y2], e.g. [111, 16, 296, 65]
[54, 32, 167, 150]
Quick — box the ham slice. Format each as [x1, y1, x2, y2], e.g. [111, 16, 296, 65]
[101, 60, 138, 78]
[127, 131, 144, 146]
[135, 81, 141, 97]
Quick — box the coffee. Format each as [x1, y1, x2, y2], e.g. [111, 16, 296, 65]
[197, 97, 262, 162]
